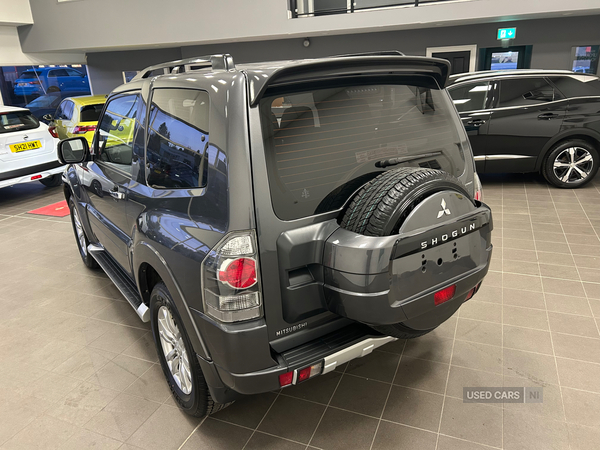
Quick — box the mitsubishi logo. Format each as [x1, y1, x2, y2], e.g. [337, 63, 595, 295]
[437, 199, 451, 219]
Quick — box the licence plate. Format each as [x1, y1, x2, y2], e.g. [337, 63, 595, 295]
[10, 140, 42, 153]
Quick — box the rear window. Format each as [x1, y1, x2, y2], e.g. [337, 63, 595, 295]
[19, 71, 43, 79]
[80, 104, 104, 122]
[0, 111, 39, 134]
[260, 83, 468, 220]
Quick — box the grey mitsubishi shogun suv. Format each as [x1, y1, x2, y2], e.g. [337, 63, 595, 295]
[57, 52, 493, 417]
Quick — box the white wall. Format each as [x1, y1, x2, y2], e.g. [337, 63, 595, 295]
[0, 25, 85, 66]
[20, 0, 600, 54]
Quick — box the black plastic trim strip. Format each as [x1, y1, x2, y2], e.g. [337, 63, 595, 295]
[0, 160, 62, 182]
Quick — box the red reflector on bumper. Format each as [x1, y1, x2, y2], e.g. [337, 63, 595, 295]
[465, 282, 482, 301]
[434, 285, 456, 306]
[297, 367, 311, 383]
[31, 175, 42, 180]
[279, 371, 294, 387]
[465, 287, 476, 301]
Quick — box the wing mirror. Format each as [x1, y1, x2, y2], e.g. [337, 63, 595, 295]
[57, 137, 89, 164]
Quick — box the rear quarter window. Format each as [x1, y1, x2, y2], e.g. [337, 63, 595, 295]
[146, 88, 210, 189]
[260, 83, 469, 220]
[549, 76, 600, 98]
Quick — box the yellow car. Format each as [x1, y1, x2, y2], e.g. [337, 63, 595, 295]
[49, 94, 107, 145]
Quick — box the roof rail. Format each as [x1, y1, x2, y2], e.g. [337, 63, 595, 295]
[449, 69, 576, 80]
[331, 50, 405, 58]
[132, 54, 235, 81]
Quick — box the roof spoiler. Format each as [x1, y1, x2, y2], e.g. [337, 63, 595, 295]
[249, 55, 450, 106]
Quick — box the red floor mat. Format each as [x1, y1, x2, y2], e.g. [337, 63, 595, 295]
[27, 200, 70, 217]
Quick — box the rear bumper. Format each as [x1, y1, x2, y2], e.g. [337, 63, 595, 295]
[324, 244, 492, 326]
[0, 162, 64, 189]
[198, 324, 394, 403]
[13, 86, 42, 96]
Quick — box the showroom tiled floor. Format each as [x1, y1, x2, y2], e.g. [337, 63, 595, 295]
[1, 174, 600, 450]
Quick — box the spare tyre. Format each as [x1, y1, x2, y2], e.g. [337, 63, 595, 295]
[339, 167, 471, 339]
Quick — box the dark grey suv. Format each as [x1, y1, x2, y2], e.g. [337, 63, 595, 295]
[448, 70, 600, 188]
[57, 53, 493, 417]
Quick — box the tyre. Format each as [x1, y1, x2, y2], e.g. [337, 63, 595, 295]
[39, 174, 63, 187]
[150, 282, 231, 417]
[339, 167, 469, 339]
[542, 139, 599, 188]
[68, 197, 99, 269]
[340, 167, 470, 236]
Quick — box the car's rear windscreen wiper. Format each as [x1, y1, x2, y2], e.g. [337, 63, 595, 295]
[375, 151, 442, 168]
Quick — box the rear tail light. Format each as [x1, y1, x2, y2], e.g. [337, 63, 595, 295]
[73, 125, 96, 134]
[474, 172, 483, 202]
[201, 231, 263, 323]
[48, 126, 58, 138]
[28, 81, 40, 85]
[434, 284, 456, 306]
[218, 258, 257, 289]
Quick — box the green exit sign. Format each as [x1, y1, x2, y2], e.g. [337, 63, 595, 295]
[498, 28, 517, 40]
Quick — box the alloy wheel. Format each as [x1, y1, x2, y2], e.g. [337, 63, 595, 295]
[157, 305, 192, 394]
[553, 147, 594, 184]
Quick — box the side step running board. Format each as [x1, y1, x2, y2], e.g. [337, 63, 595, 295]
[88, 244, 150, 322]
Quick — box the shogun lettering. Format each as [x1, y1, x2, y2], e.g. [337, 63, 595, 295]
[420, 223, 477, 249]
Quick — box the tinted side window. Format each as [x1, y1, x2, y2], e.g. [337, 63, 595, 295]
[48, 69, 69, 78]
[549, 76, 600, 98]
[63, 101, 74, 120]
[66, 69, 83, 77]
[146, 88, 209, 189]
[55, 102, 65, 119]
[448, 81, 491, 112]
[96, 94, 139, 173]
[498, 78, 562, 107]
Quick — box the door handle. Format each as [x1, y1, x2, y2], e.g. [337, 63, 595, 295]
[467, 119, 487, 127]
[109, 188, 125, 200]
[538, 113, 560, 120]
